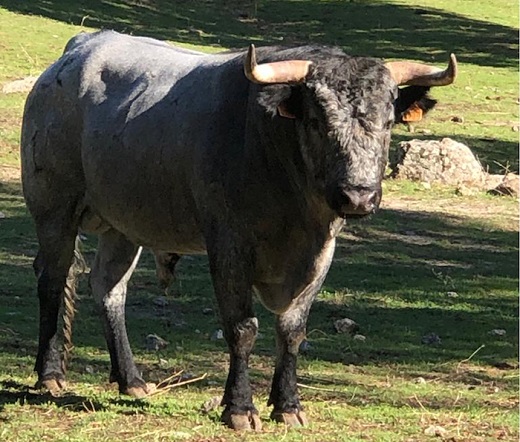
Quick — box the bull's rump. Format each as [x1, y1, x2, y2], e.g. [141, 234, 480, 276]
[22, 31, 248, 253]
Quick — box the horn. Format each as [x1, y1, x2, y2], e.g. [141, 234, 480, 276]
[244, 44, 313, 84]
[385, 53, 457, 86]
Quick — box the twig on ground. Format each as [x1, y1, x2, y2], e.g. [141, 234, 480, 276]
[149, 373, 207, 398]
[412, 394, 430, 414]
[297, 383, 345, 394]
[456, 344, 486, 372]
[156, 370, 184, 388]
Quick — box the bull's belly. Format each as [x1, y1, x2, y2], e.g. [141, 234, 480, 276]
[79, 198, 207, 254]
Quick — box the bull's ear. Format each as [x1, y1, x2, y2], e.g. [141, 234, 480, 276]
[395, 85, 437, 124]
[277, 87, 303, 119]
[257, 85, 303, 119]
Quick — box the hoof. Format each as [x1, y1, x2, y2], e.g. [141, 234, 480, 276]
[271, 410, 308, 427]
[35, 378, 66, 396]
[221, 409, 262, 431]
[125, 382, 156, 398]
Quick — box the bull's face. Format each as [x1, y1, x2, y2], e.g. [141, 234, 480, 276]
[246, 45, 456, 218]
[297, 59, 395, 218]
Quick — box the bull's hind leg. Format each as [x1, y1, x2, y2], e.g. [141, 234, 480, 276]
[89, 229, 154, 398]
[33, 219, 79, 393]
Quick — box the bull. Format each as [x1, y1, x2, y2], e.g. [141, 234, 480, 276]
[21, 30, 456, 430]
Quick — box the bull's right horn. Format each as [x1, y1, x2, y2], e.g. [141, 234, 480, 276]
[244, 44, 313, 84]
[385, 53, 458, 87]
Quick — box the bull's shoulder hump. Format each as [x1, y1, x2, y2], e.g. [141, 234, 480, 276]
[62, 30, 238, 76]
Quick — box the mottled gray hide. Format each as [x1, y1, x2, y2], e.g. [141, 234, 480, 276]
[21, 31, 398, 429]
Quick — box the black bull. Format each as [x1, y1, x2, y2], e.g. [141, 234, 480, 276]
[21, 31, 456, 430]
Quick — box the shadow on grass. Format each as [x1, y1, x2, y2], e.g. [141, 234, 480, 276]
[0, 178, 518, 409]
[0, 0, 517, 67]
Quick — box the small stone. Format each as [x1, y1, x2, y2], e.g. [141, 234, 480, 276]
[200, 396, 221, 414]
[175, 346, 184, 351]
[202, 307, 213, 315]
[415, 377, 426, 384]
[85, 365, 94, 374]
[210, 329, 224, 340]
[153, 296, 169, 307]
[0, 212, 6, 219]
[489, 329, 506, 336]
[421, 332, 441, 345]
[145, 333, 169, 351]
[194, 329, 201, 334]
[424, 425, 447, 437]
[334, 318, 359, 335]
[299, 339, 311, 352]
[180, 372, 194, 381]
[446, 291, 459, 298]
[455, 185, 478, 196]
[421, 181, 431, 190]
[353, 334, 366, 342]
[450, 115, 464, 123]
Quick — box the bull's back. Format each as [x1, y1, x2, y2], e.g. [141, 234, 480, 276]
[23, 31, 249, 252]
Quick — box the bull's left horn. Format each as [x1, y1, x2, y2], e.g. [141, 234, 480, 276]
[385, 53, 457, 87]
[244, 44, 313, 84]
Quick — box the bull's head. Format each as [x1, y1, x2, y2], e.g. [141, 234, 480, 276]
[245, 45, 457, 218]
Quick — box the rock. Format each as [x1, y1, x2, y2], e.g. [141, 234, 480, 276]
[421, 332, 441, 345]
[299, 339, 311, 352]
[488, 173, 519, 197]
[153, 296, 169, 307]
[455, 185, 478, 196]
[202, 307, 213, 315]
[450, 115, 464, 123]
[489, 329, 506, 336]
[85, 365, 95, 374]
[446, 291, 459, 298]
[210, 329, 224, 341]
[391, 138, 487, 188]
[424, 425, 448, 437]
[200, 396, 221, 414]
[334, 318, 360, 335]
[415, 377, 426, 384]
[0, 212, 6, 219]
[180, 372, 194, 381]
[391, 138, 518, 197]
[145, 333, 169, 351]
[353, 334, 366, 342]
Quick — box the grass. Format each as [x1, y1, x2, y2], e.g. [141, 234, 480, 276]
[0, 1, 518, 441]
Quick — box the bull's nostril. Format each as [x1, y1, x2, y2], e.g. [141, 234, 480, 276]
[342, 188, 380, 215]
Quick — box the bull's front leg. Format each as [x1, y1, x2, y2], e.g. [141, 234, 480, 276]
[207, 236, 261, 431]
[268, 308, 309, 426]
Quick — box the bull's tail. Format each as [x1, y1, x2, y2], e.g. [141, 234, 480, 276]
[61, 236, 89, 373]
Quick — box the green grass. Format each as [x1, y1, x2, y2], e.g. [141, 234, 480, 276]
[0, 1, 518, 441]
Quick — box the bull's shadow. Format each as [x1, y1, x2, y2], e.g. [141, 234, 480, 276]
[0, 0, 517, 69]
[0, 176, 518, 408]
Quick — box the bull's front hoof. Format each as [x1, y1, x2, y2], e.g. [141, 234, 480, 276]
[221, 409, 262, 431]
[271, 410, 308, 427]
[124, 382, 156, 398]
[35, 377, 66, 396]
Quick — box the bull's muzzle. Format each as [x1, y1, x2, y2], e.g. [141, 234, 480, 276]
[331, 186, 382, 218]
